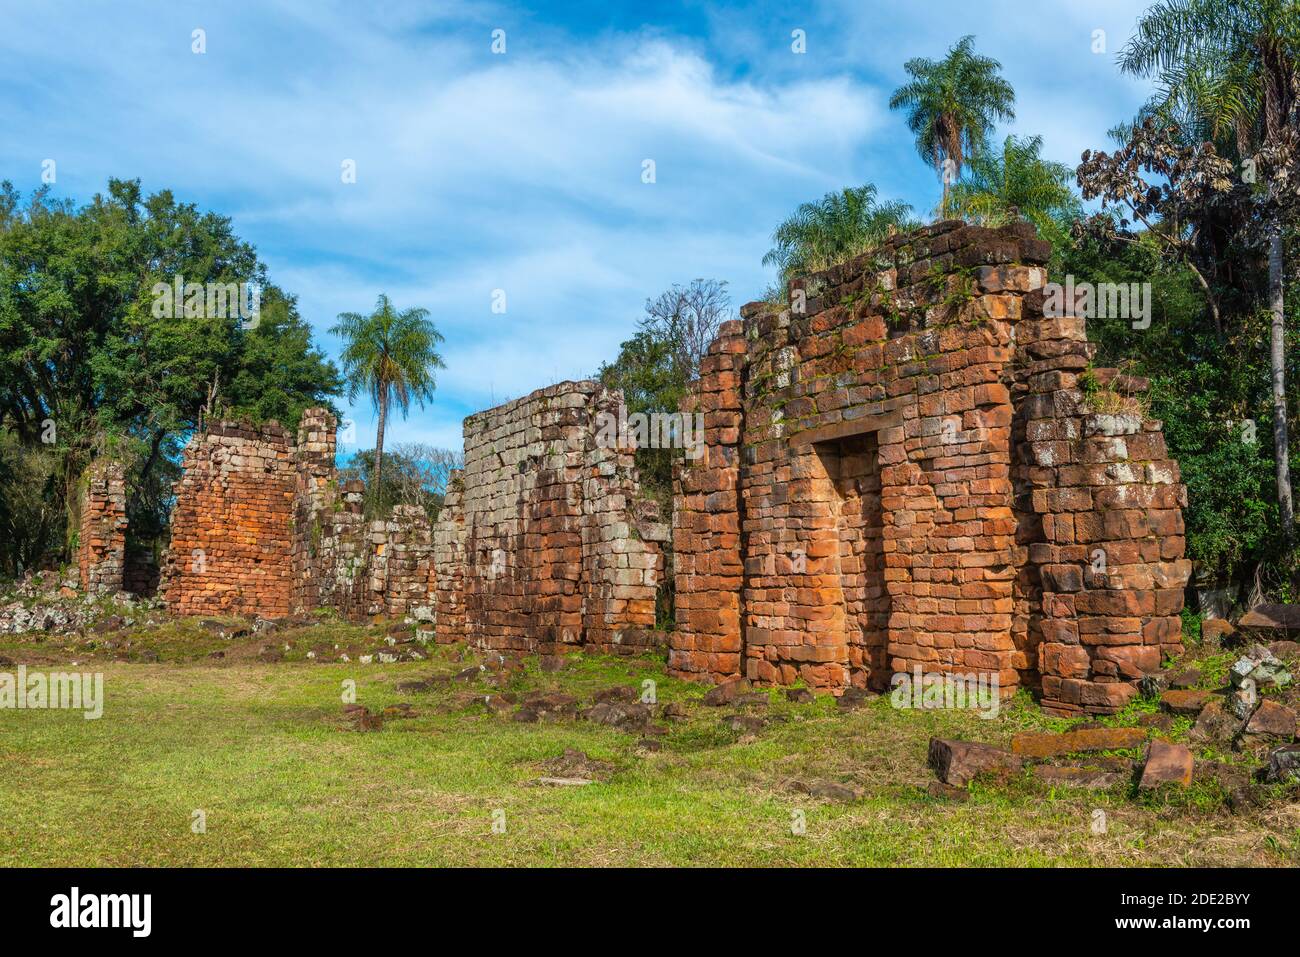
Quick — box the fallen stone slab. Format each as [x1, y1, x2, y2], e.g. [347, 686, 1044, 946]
[198, 618, 251, 639]
[1239, 604, 1300, 631]
[703, 677, 750, 706]
[592, 686, 638, 704]
[517, 692, 578, 722]
[837, 687, 874, 711]
[928, 738, 1022, 786]
[1236, 699, 1297, 750]
[343, 705, 383, 731]
[395, 679, 433, 693]
[1168, 667, 1202, 690]
[1010, 726, 1147, 758]
[726, 714, 767, 734]
[535, 777, 592, 787]
[1139, 739, 1193, 789]
[1189, 699, 1240, 744]
[1032, 765, 1124, 790]
[582, 700, 652, 732]
[537, 747, 613, 781]
[1138, 672, 1170, 697]
[1269, 640, 1300, 659]
[1227, 684, 1259, 720]
[785, 688, 815, 704]
[1160, 689, 1211, 716]
[538, 655, 568, 673]
[659, 702, 689, 721]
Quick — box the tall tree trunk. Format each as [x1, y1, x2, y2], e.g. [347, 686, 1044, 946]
[1269, 229, 1293, 540]
[373, 392, 388, 506]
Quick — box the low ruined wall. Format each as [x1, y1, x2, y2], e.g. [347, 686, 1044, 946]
[672, 220, 1191, 713]
[432, 381, 666, 655]
[158, 409, 440, 622]
[77, 460, 127, 596]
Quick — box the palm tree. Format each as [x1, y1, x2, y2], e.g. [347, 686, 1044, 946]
[331, 294, 445, 497]
[1120, 0, 1300, 538]
[948, 134, 1082, 241]
[889, 35, 1017, 217]
[763, 184, 917, 288]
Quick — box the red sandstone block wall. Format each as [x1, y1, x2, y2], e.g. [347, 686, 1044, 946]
[162, 421, 297, 618]
[1013, 308, 1190, 715]
[670, 319, 746, 681]
[669, 221, 1190, 714]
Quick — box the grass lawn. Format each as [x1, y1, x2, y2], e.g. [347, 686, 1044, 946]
[1, 621, 1298, 867]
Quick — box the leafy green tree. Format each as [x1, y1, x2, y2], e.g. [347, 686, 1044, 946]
[339, 443, 461, 520]
[889, 35, 1017, 216]
[331, 295, 445, 495]
[762, 185, 916, 289]
[0, 178, 342, 573]
[1119, 0, 1300, 537]
[948, 134, 1082, 246]
[598, 279, 733, 502]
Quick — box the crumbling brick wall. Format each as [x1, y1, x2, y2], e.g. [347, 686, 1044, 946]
[671, 221, 1190, 713]
[670, 320, 746, 682]
[157, 408, 441, 622]
[77, 460, 127, 595]
[1012, 303, 1190, 716]
[431, 380, 666, 655]
[162, 420, 298, 617]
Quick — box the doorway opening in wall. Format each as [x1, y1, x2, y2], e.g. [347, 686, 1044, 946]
[813, 432, 889, 691]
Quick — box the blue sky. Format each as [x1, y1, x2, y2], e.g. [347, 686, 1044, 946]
[1, 0, 1155, 454]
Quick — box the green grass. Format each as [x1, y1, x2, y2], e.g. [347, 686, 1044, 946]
[1, 636, 1298, 866]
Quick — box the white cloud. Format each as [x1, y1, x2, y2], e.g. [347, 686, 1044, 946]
[1, 0, 1155, 455]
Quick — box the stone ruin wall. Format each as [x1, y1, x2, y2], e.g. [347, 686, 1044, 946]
[78, 459, 127, 595]
[70, 220, 1191, 715]
[79, 383, 662, 642]
[161, 420, 298, 618]
[670, 221, 1192, 715]
[433, 381, 667, 656]
[156, 411, 436, 622]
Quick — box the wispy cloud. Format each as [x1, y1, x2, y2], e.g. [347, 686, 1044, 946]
[1, 0, 1153, 450]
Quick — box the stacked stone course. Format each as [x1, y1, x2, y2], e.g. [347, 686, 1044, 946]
[1012, 305, 1191, 715]
[670, 320, 746, 682]
[431, 381, 665, 655]
[155, 410, 440, 621]
[77, 460, 127, 595]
